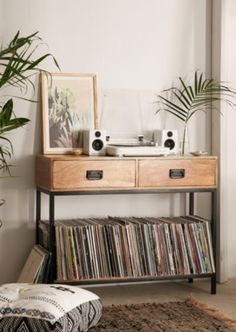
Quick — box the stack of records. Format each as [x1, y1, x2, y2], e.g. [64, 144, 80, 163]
[39, 215, 215, 282]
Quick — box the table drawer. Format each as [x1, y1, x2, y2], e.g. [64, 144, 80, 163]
[53, 160, 136, 189]
[138, 159, 217, 187]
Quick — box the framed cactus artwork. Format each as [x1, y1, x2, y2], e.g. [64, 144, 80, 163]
[41, 72, 98, 154]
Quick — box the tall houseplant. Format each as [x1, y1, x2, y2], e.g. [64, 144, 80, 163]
[0, 31, 59, 176]
[156, 71, 236, 154]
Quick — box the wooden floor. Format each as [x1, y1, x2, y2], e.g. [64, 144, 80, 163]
[84, 278, 236, 319]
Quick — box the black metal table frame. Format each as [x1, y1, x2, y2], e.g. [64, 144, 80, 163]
[36, 187, 217, 294]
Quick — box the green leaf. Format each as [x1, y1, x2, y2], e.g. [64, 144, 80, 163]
[172, 90, 190, 110]
[197, 72, 203, 93]
[0, 135, 14, 154]
[179, 77, 193, 103]
[160, 108, 186, 121]
[194, 71, 198, 95]
[0, 99, 13, 123]
[159, 95, 187, 117]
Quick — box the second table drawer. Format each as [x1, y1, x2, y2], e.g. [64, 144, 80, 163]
[138, 158, 217, 187]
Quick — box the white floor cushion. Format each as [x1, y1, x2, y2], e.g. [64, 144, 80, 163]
[0, 283, 102, 332]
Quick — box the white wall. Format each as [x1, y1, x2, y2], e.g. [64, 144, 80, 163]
[0, 0, 211, 283]
[0, 0, 4, 67]
[0, 1, 3, 39]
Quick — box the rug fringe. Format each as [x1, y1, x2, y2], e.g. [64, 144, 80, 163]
[187, 296, 236, 331]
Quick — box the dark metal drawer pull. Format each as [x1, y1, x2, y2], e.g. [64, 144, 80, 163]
[169, 169, 185, 179]
[86, 170, 103, 180]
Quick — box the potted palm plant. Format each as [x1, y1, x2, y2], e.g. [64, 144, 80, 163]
[0, 31, 59, 176]
[156, 71, 236, 154]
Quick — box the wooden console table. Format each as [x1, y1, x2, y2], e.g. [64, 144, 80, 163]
[35, 154, 218, 293]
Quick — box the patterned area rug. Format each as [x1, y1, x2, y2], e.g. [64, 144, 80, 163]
[90, 298, 236, 332]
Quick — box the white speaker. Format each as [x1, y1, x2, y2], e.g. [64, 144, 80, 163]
[83, 129, 107, 155]
[153, 129, 178, 154]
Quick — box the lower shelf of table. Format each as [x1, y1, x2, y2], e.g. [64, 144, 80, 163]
[55, 272, 216, 285]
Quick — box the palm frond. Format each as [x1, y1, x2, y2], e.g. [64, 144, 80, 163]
[0, 31, 59, 176]
[0, 30, 59, 91]
[157, 70, 236, 124]
[157, 70, 236, 154]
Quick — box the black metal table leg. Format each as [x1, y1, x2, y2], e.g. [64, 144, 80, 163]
[36, 189, 41, 244]
[49, 193, 56, 283]
[211, 190, 217, 294]
[211, 275, 217, 294]
[188, 192, 194, 283]
[189, 192, 194, 215]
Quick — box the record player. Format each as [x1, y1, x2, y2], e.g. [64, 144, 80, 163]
[105, 136, 170, 156]
[106, 144, 170, 157]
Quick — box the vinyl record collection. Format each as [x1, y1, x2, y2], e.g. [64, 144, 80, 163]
[39, 215, 215, 281]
